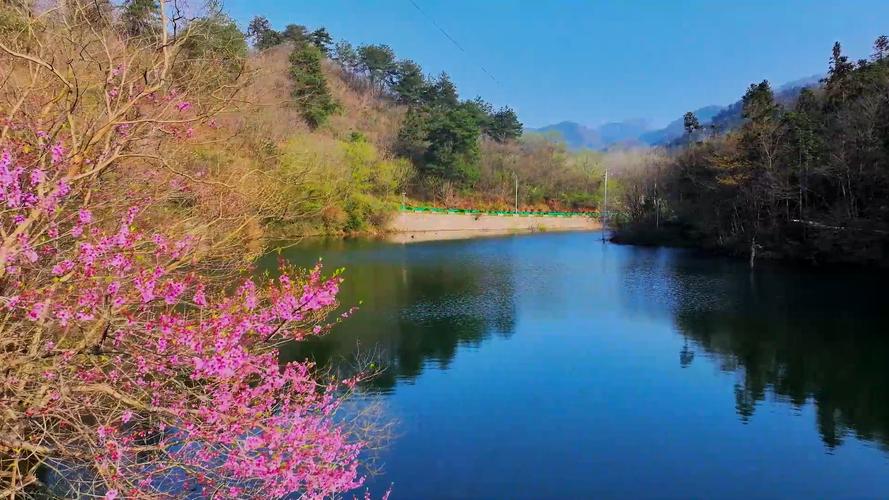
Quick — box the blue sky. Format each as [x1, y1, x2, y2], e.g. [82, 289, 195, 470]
[226, 1, 889, 128]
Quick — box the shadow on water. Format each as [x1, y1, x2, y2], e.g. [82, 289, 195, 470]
[620, 248, 889, 452]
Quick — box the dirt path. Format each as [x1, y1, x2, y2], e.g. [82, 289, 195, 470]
[385, 211, 602, 243]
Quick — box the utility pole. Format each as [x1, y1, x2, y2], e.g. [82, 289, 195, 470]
[514, 172, 518, 213]
[602, 168, 608, 242]
[654, 162, 661, 230]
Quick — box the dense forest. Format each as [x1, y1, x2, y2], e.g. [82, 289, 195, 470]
[615, 37, 889, 267]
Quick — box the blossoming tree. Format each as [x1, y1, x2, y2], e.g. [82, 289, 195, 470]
[0, 1, 371, 497]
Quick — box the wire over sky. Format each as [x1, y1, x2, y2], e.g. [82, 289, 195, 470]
[405, 0, 501, 85]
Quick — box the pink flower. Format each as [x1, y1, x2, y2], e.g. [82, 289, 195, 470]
[134, 271, 158, 303]
[30, 169, 45, 185]
[78, 209, 93, 224]
[50, 143, 64, 164]
[176, 101, 192, 112]
[27, 303, 45, 322]
[163, 281, 186, 305]
[51, 259, 75, 276]
[193, 284, 207, 306]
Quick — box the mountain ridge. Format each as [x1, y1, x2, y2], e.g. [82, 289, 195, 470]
[529, 73, 824, 150]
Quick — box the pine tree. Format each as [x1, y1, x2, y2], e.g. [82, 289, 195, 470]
[121, 0, 160, 38]
[247, 16, 283, 50]
[309, 27, 333, 54]
[487, 106, 523, 143]
[289, 44, 339, 127]
[683, 111, 701, 136]
[391, 60, 427, 104]
[872, 35, 889, 62]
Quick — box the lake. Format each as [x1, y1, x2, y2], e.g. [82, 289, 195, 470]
[262, 231, 889, 499]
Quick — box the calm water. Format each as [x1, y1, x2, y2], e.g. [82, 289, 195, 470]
[262, 231, 889, 499]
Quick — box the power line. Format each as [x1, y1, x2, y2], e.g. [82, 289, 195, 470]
[406, 0, 500, 85]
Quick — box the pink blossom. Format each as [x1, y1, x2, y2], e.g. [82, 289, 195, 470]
[51, 259, 74, 276]
[78, 209, 93, 224]
[30, 169, 45, 185]
[193, 284, 207, 306]
[163, 281, 186, 305]
[50, 143, 64, 164]
[0, 131, 367, 498]
[26, 302, 45, 321]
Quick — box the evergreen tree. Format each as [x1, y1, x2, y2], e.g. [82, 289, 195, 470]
[872, 35, 889, 62]
[247, 16, 283, 50]
[423, 105, 481, 183]
[391, 60, 427, 104]
[281, 24, 308, 45]
[462, 97, 493, 128]
[357, 44, 397, 92]
[683, 111, 701, 136]
[396, 107, 430, 163]
[289, 43, 339, 127]
[424, 72, 458, 107]
[180, 8, 247, 82]
[825, 41, 854, 105]
[309, 27, 333, 54]
[487, 106, 523, 143]
[121, 0, 160, 37]
[739, 80, 783, 165]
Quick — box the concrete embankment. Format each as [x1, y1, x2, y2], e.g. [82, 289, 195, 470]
[386, 211, 602, 243]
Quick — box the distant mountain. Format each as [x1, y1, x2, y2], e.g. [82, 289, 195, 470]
[528, 121, 604, 150]
[529, 74, 825, 151]
[528, 119, 649, 150]
[598, 119, 649, 145]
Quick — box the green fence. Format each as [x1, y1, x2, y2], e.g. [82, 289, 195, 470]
[400, 205, 616, 219]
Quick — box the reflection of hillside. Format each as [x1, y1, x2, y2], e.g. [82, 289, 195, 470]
[266, 239, 516, 392]
[623, 251, 889, 451]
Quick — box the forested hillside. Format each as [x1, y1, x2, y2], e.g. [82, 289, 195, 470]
[234, 15, 619, 226]
[615, 38, 889, 267]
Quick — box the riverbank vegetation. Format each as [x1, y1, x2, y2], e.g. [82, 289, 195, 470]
[614, 37, 889, 267]
[0, 1, 389, 497]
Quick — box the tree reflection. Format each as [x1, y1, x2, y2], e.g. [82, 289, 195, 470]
[664, 256, 889, 451]
[268, 239, 517, 392]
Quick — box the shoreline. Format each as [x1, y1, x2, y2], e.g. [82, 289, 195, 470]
[385, 211, 602, 243]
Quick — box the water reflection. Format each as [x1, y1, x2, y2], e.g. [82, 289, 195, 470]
[622, 250, 889, 452]
[259, 238, 516, 392]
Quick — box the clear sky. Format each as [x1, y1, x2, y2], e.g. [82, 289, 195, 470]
[225, 1, 889, 129]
